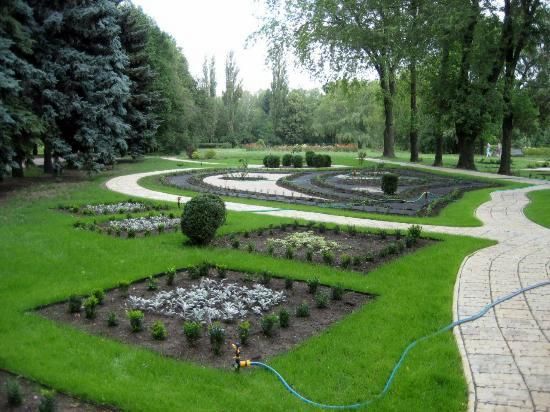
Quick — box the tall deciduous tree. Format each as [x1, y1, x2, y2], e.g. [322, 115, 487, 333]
[222, 51, 243, 136]
[269, 45, 288, 140]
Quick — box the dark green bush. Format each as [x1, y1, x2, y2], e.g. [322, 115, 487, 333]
[181, 194, 226, 245]
[381, 173, 399, 195]
[352, 256, 362, 267]
[147, 276, 158, 291]
[183, 321, 201, 345]
[311, 154, 332, 167]
[260, 271, 272, 285]
[296, 302, 310, 317]
[6, 378, 22, 406]
[107, 311, 118, 327]
[38, 389, 55, 412]
[285, 278, 293, 290]
[322, 250, 334, 265]
[84, 296, 98, 319]
[305, 151, 316, 167]
[128, 309, 144, 332]
[263, 154, 280, 168]
[247, 243, 255, 253]
[285, 246, 294, 259]
[405, 236, 415, 248]
[282, 153, 293, 167]
[278, 308, 290, 328]
[315, 291, 330, 308]
[151, 320, 167, 340]
[232, 239, 240, 249]
[118, 281, 130, 297]
[209, 322, 225, 355]
[408, 224, 422, 241]
[261, 314, 279, 336]
[340, 254, 352, 269]
[68, 295, 82, 313]
[306, 249, 313, 261]
[216, 265, 227, 278]
[307, 278, 320, 294]
[292, 154, 304, 168]
[238, 320, 250, 345]
[331, 284, 345, 300]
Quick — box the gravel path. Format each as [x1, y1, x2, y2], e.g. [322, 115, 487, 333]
[105, 161, 550, 411]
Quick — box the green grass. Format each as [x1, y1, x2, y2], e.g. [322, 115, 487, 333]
[0, 158, 493, 411]
[139, 166, 527, 227]
[525, 189, 550, 228]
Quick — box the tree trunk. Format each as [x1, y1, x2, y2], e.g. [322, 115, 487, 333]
[499, 110, 513, 175]
[11, 154, 24, 178]
[409, 61, 419, 162]
[456, 125, 476, 170]
[434, 133, 443, 166]
[43, 141, 53, 174]
[379, 66, 396, 158]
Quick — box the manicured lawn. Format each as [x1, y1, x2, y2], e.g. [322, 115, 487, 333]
[525, 189, 550, 228]
[0, 158, 495, 411]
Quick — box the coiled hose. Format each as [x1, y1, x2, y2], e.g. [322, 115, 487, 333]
[251, 279, 550, 410]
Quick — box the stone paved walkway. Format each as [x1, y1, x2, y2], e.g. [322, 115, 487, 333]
[105, 161, 550, 411]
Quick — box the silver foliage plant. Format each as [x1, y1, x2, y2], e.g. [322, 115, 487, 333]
[108, 216, 180, 232]
[83, 202, 146, 215]
[128, 278, 286, 323]
[267, 231, 338, 253]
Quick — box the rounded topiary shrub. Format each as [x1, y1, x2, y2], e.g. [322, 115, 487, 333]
[263, 154, 280, 168]
[311, 154, 332, 168]
[381, 173, 399, 195]
[282, 154, 293, 167]
[181, 194, 226, 245]
[292, 154, 303, 168]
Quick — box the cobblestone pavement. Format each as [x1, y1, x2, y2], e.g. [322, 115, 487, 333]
[106, 161, 550, 411]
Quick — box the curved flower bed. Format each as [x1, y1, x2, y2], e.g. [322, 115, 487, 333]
[128, 278, 286, 323]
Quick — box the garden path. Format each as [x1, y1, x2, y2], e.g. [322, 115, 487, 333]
[105, 161, 550, 411]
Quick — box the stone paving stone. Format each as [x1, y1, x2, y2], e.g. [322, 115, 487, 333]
[106, 159, 550, 411]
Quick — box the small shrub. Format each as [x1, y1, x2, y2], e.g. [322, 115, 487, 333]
[183, 321, 201, 345]
[166, 266, 176, 285]
[387, 243, 399, 255]
[381, 173, 399, 195]
[90, 289, 104, 304]
[261, 314, 279, 336]
[315, 291, 330, 308]
[307, 278, 320, 294]
[243, 272, 256, 283]
[322, 250, 334, 265]
[278, 308, 290, 328]
[285, 245, 294, 259]
[198, 261, 212, 277]
[68, 295, 82, 313]
[128, 309, 144, 332]
[260, 271, 272, 285]
[305, 151, 316, 167]
[394, 229, 402, 240]
[209, 322, 226, 355]
[147, 276, 158, 291]
[408, 224, 422, 241]
[232, 239, 240, 249]
[238, 320, 251, 345]
[216, 265, 227, 278]
[318, 223, 327, 233]
[243, 230, 250, 238]
[247, 243, 255, 253]
[405, 236, 415, 248]
[84, 296, 99, 319]
[333, 224, 340, 234]
[346, 225, 357, 236]
[282, 153, 293, 167]
[151, 320, 167, 340]
[331, 284, 345, 300]
[296, 302, 310, 317]
[158, 224, 165, 233]
[267, 244, 274, 255]
[6, 378, 22, 406]
[396, 240, 405, 252]
[365, 252, 375, 262]
[204, 149, 216, 159]
[340, 254, 352, 269]
[38, 389, 56, 412]
[127, 229, 136, 238]
[181, 194, 226, 245]
[107, 311, 118, 327]
[263, 154, 281, 168]
[284, 278, 293, 290]
[305, 249, 313, 262]
[378, 229, 387, 239]
[352, 256, 362, 267]
[292, 154, 304, 168]
[118, 281, 130, 297]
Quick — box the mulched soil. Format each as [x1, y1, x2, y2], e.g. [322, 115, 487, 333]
[0, 369, 114, 412]
[38, 270, 371, 369]
[213, 225, 433, 274]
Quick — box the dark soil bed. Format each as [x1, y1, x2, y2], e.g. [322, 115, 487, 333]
[212, 224, 433, 273]
[38, 270, 371, 369]
[0, 369, 114, 411]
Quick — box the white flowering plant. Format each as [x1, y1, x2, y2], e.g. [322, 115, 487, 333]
[267, 231, 338, 253]
[108, 216, 180, 233]
[83, 202, 147, 215]
[128, 278, 285, 323]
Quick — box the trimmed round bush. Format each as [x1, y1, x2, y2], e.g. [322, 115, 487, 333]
[181, 194, 226, 245]
[311, 154, 332, 168]
[282, 154, 293, 167]
[305, 151, 315, 167]
[381, 173, 399, 195]
[263, 154, 280, 168]
[292, 154, 303, 168]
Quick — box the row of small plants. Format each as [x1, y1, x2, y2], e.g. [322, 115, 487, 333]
[59, 199, 169, 215]
[4, 378, 55, 412]
[262, 151, 333, 169]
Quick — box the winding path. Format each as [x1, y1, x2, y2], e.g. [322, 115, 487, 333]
[106, 161, 550, 411]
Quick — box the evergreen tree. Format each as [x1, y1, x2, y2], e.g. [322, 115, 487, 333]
[31, 0, 130, 173]
[120, 2, 159, 158]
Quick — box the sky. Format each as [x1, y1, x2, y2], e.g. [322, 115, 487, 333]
[132, 0, 323, 95]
